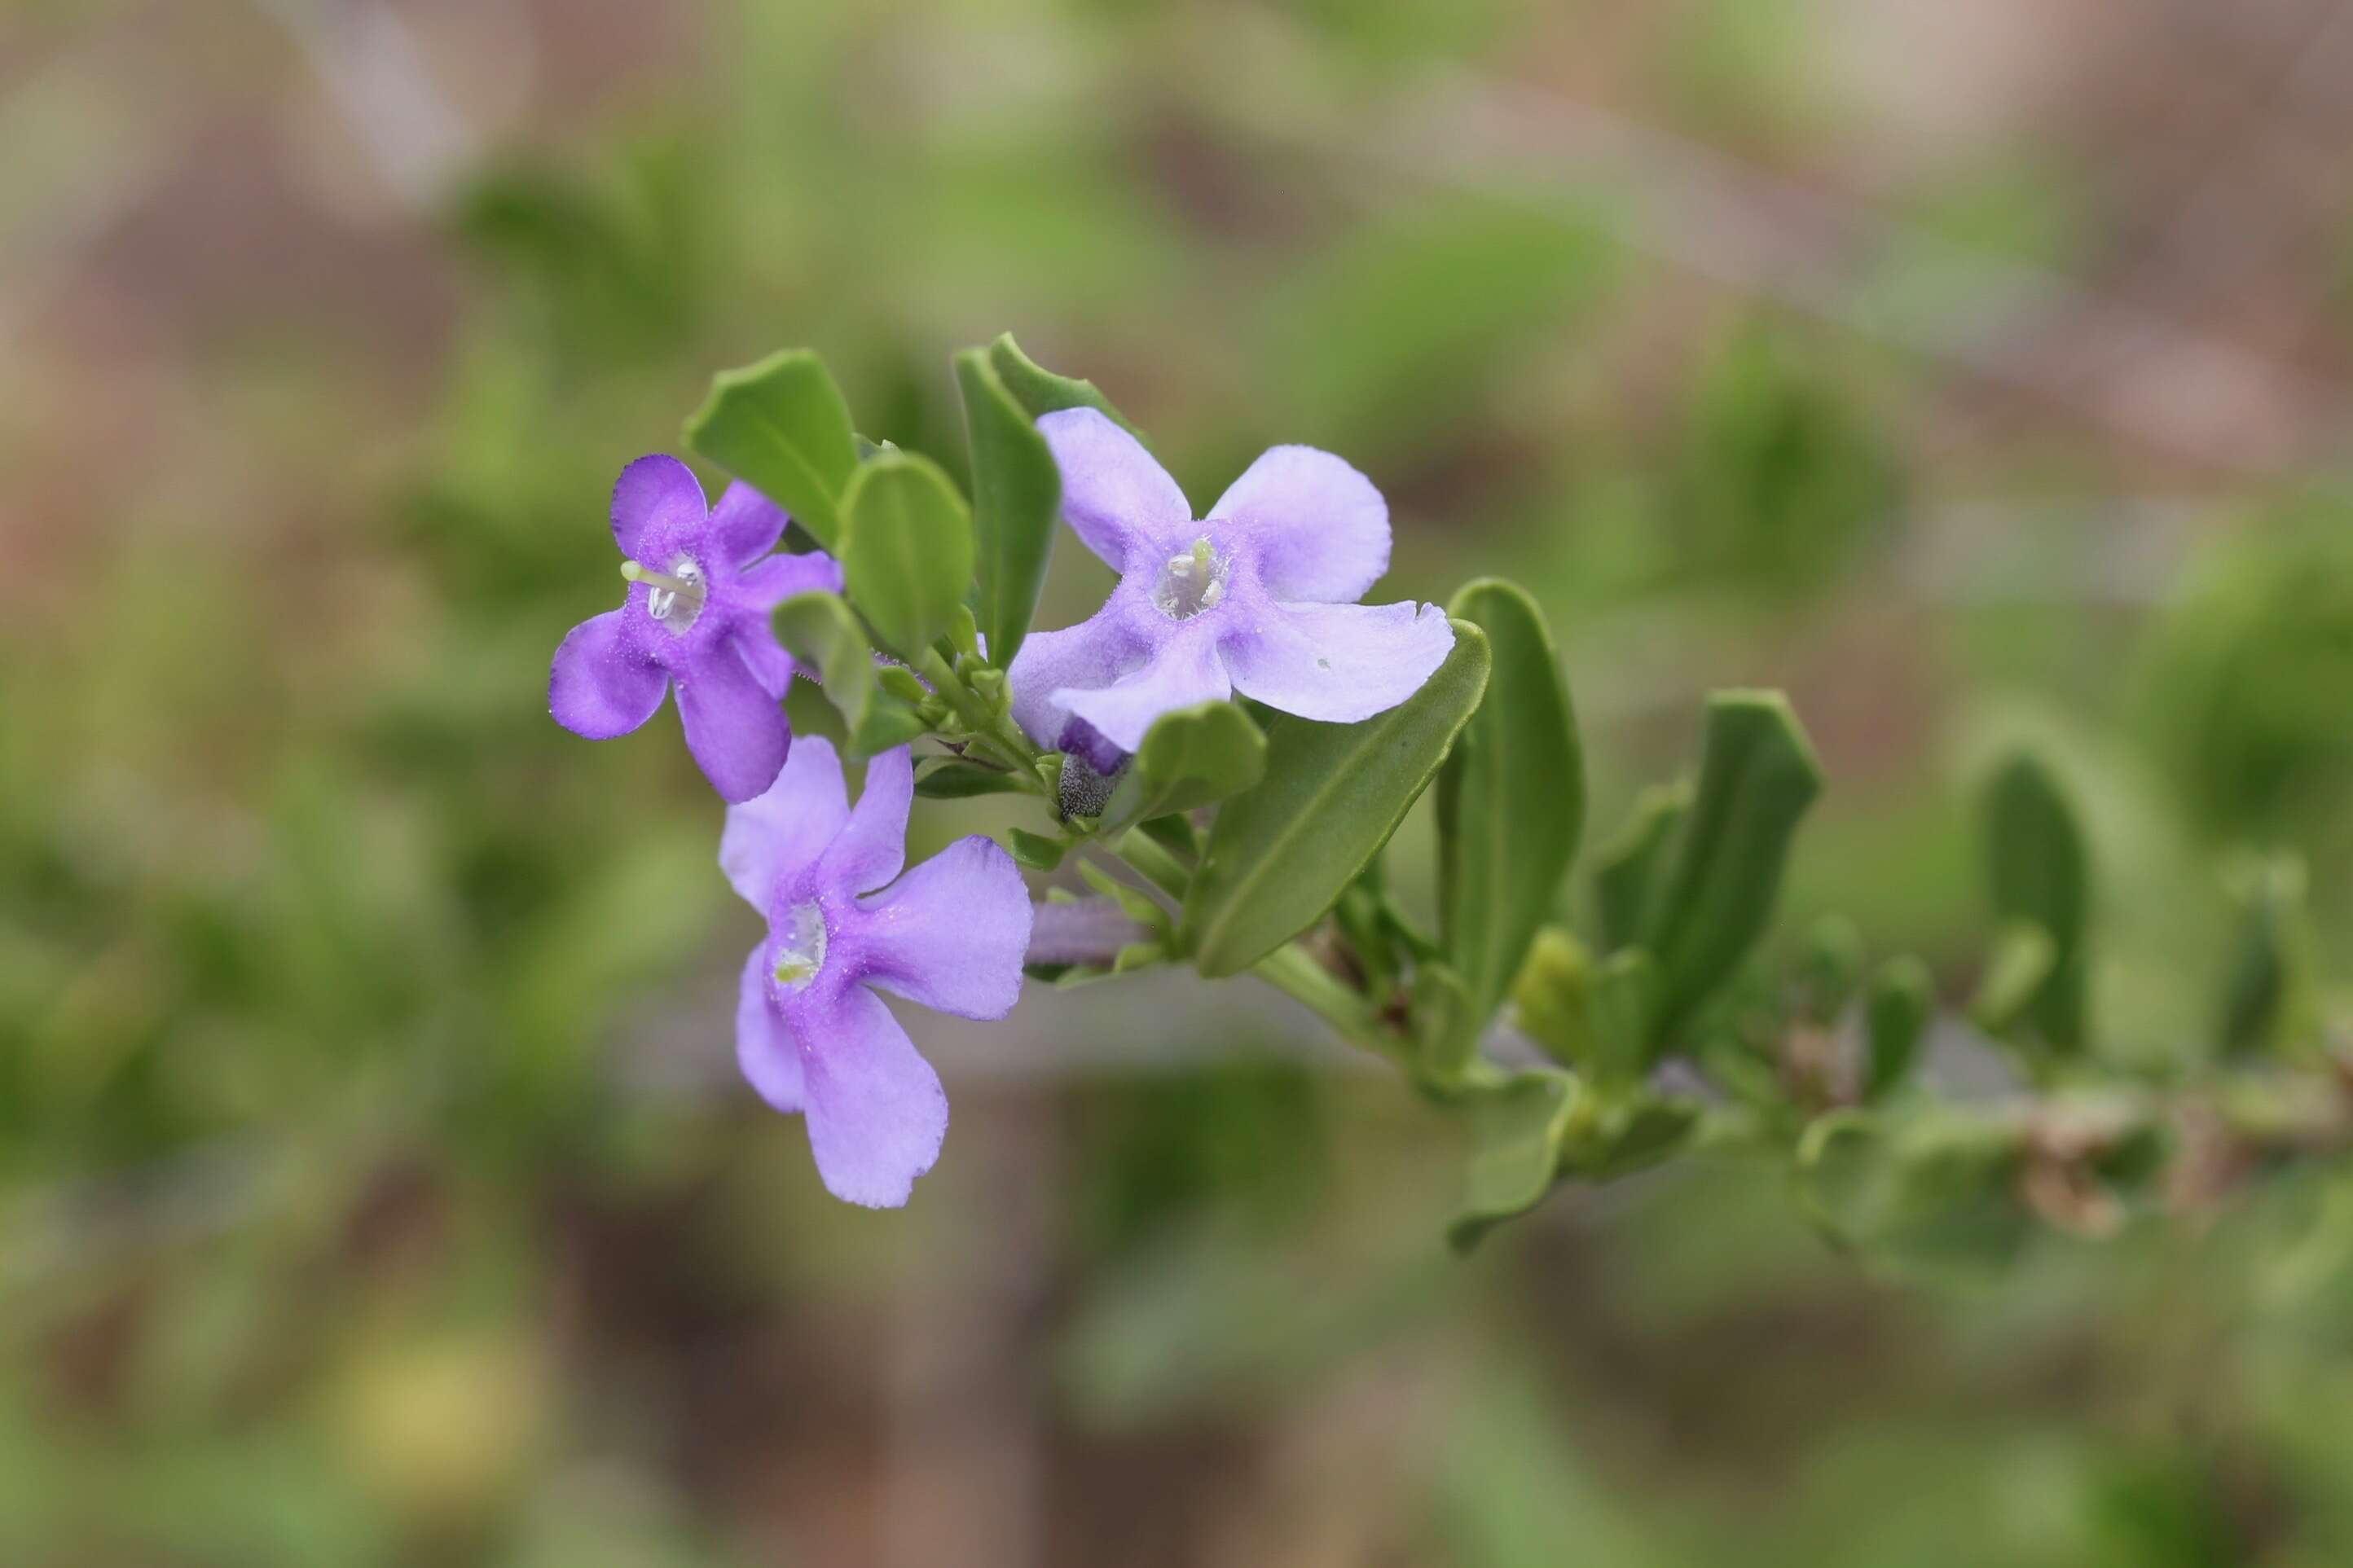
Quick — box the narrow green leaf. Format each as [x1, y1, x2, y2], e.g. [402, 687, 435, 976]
[772, 591, 921, 758]
[1099, 700, 1268, 837]
[913, 758, 1026, 799]
[2217, 854, 2313, 1056]
[1593, 783, 1690, 952]
[954, 349, 1061, 671]
[838, 452, 975, 660]
[987, 332, 1143, 438]
[1588, 947, 1660, 1085]
[1183, 622, 1492, 977]
[1639, 692, 1824, 1043]
[1436, 578, 1586, 1024]
[1981, 752, 2091, 1052]
[683, 349, 858, 548]
[1863, 955, 1933, 1100]
[1449, 1068, 1578, 1251]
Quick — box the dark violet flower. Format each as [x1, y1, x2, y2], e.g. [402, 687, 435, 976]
[550, 455, 842, 802]
[1007, 410, 1454, 756]
[722, 738, 1033, 1206]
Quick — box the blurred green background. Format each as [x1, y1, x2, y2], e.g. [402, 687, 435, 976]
[9, 0, 2353, 1561]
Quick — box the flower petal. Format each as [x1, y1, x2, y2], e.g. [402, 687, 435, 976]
[794, 985, 948, 1207]
[738, 549, 846, 608]
[1038, 407, 1193, 566]
[822, 744, 913, 894]
[737, 943, 807, 1111]
[708, 481, 789, 568]
[1006, 613, 1140, 750]
[1208, 445, 1390, 604]
[721, 734, 850, 907]
[675, 643, 791, 802]
[1061, 634, 1231, 753]
[549, 609, 668, 739]
[732, 626, 798, 699]
[612, 454, 707, 560]
[859, 836, 1034, 1020]
[1223, 600, 1454, 724]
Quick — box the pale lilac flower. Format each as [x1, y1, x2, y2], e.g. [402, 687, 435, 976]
[1008, 410, 1454, 757]
[550, 455, 842, 802]
[723, 740, 1032, 1206]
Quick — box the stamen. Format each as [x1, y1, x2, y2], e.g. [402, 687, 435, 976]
[622, 556, 707, 631]
[772, 902, 829, 991]
[1151, 535, 1229, 621]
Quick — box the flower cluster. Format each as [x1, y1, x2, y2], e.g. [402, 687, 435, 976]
[548, 382, 1454, 1206]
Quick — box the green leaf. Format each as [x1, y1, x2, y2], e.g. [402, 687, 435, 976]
[1183, 622, 1492, 977]
[1449, 1069, 1578, 1251]
[1560, 1090, 1700, 1181]
[1410, 962, 1483, 1087]
[854, 701, 929, 753]
[1588, 947, 1660, 1085]
[913, 758, 1027, 799]
[1137, 812, 1198, 861]
[1863, 955, 1933, 1100]
[1970, 921, 2056, 1037]
[772, 591, 922, 758]
[987, 332, 1143, 438]
[1436, 578, 1586, 1025]
[683, 349, 858, 548]
[838, 452, 975, 660]
[1794, 1108, 2031, 1281]
[1981, 752, 2091, 1052]
[1008, 828, 1066, 872]
[1509, 926, 1597, 1071]
[953, 349, 1062, 672]
[2217, 854, 2313, 1057]
[1638, 692, 1824, 1044]
[1099, 701, 1268, 837]
[1592, 783, 1689, 952]
[1796, 913, 1865, 1026]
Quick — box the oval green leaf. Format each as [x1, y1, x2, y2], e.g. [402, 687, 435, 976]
[1436, 578, 1586, 1024]
[1981, 751, 2091, 1052]
[1182, 621, 1490, 978]
[838, 451, 974, 660]
[772, 590, 920, 758]
[683, 349, 858, 548]
[1098, 700, 1267, 837]
[1639, 692, 1823, 1043]
[987, 332, 1145, 440]
[955, 348, 1061, 670]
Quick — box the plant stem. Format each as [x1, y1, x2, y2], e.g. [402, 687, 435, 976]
[915, 648, 1041, 789]
[1116, 830, 1191, 901]
[1253, 942, 1393, 1060]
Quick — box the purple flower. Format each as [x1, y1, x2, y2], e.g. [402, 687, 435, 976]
[1007, 410, 1454, 757]
[722, 739, 1033, 1206]
[550, 455, 842, 802]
